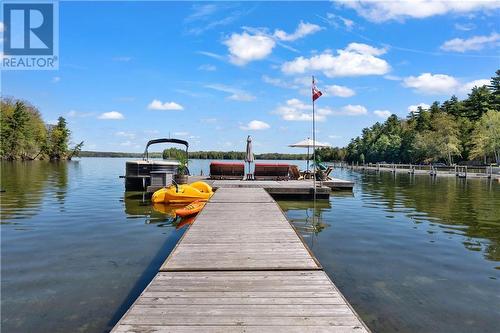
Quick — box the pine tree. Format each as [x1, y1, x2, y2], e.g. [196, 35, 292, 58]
[464, 86, 493, 121]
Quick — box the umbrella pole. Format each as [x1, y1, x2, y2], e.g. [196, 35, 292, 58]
[307, 146, 310, 172]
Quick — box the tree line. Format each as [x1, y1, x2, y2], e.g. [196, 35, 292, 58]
[1, 98, 83, 160]
[317, 69, 500, 165]
[162, 148, 308, 160]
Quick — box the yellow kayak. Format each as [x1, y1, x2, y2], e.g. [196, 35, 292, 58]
[152, 181, 213, 204]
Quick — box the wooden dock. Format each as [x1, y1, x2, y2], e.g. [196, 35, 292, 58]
[112, 187, 368, 332]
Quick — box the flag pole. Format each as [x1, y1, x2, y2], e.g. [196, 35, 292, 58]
[312, 76, 316, 212]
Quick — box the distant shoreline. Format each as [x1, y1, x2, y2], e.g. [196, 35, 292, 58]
[78, 151, 308, 160]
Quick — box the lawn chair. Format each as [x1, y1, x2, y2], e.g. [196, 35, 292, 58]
[289, 165, 303, 180]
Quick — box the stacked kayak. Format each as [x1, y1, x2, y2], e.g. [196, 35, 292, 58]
[152, 181, 213, 204]
[175, 200, 206, 217]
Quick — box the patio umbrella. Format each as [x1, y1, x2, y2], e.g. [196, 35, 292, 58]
[289, 138, 330, 172]
[245, 135, 254, 180]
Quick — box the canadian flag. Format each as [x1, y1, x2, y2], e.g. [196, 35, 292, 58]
[312, 77, 322, 102]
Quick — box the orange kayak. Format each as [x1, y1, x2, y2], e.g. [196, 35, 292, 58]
[175, 216, 196, 229]
[175, 200, 206, 217]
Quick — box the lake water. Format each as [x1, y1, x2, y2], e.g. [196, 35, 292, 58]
[1, 158, 499, 332]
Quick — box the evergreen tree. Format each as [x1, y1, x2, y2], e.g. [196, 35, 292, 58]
[463, 86, 493, 121]
[488, 69, 500, 109]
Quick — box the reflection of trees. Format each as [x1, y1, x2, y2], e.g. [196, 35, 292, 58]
[279, 200, 332, 245]
[1, 161, 68, 221]
[361, 172, 500, 261]
[51, 161, 69, 207]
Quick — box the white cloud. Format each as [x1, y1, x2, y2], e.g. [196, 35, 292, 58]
[281, 43, 390, 77]
[240, 120, 270, 130]
[345, 42, 387, 56]
[120, 141, 133, 146]
[201, 118, 217, 123]
[337, 0, 500, 23]
[274, 21, 322, 41]
[98, 111, 124, 120]
[205, 84, 255, 101]
[262, 75, 297, 89]
[185, 4, 218, 22]
[325, 13, 355, 30]
[51, 76, 61, 83]
[403, 73, 460, 94]
[403, 74, 490, 96]
[374, 110, 392, 118]
[454, 23, 476, 31]
[384, 74, 403, 81]
[274, 99, 314, 121]
[273, 98, 333, 121]
[324, 84, 355, 97]
[198, 64, 216, 71]
[184, 4, 244, 35]
[120, 141, 141, 148]
[0, 22, 4, 33]
[173, 131, 189, 136]
[335, 104, 368, 116]
[67, 110, 94, 118]
[223, 32, 275, 65]
[115, 131, 136, 139]
[197, 51, 226, 61]
[460, 79, 490, 93]
[440, 32, 500, 52]
[147, 99, 184, 110]
[408, 103, 430, 113]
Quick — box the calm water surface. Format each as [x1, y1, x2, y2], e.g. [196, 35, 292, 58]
[1, 158, 499, 333]
[279, 170, 500, 333]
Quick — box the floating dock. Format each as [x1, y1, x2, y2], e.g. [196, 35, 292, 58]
[147, 177, 353, 197]
[112, 187, 368, 332]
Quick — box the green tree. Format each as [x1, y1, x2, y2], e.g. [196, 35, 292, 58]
[463, 86, 493, 121]
[470, 111, 500, 164]
[488, 69, 500, 109]
[431, 113, 461, 164]
[441, 96, 464, 117]
[45, 117, 71, 160]
[1, 99, 46, 160]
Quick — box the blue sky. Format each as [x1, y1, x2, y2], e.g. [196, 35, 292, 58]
[2, 1, 499, 153]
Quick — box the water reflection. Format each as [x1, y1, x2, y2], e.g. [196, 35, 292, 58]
[278, 170, 500, 333]
[1, 159, 186, 333]
[359, 171, 500, 261]
[1, 161, 68, 221]
[123, 192, 195, 229]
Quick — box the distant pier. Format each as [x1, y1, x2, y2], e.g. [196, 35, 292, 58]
[342, 163, 499, 179]
[112, 186, 368, 332]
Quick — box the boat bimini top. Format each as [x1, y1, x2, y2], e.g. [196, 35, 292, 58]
[143, 138, 189, 161]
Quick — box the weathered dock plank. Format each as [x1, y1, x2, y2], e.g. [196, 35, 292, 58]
[113, 271, 367, 332]
[161, 188, 320, 271]
[112, 187, 369, 332]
